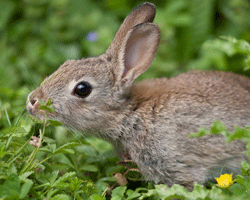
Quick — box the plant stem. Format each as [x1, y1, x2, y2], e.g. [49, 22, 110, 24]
[20, 112, 47, 174]
[40, 155, 52, 165]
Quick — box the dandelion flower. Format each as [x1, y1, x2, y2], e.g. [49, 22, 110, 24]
[215, 173, 233, 188]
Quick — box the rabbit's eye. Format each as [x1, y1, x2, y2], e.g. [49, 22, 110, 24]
[74, 81, 92, 98]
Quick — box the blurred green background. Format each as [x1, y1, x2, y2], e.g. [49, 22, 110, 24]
[1, 0, 250, 129]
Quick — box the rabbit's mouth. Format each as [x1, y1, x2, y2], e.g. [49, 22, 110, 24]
[26, 90, 57, 122]
[26, 102, 55, 122]
[28, 110, 45, 121]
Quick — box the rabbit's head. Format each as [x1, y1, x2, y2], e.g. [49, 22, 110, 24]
[26, 3, 160, 133]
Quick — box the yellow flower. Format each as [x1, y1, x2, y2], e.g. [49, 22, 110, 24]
[215, 173, 233, 188]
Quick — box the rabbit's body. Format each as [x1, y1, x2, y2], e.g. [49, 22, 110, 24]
[27, 2, 249, 189]
[120, 70, 249, 187]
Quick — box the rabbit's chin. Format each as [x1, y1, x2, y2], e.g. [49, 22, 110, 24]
[27, 108, 58, 123]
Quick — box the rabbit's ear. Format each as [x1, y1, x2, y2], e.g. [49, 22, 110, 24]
[106, 2, 156, 55]
[117, 23, 160, 85]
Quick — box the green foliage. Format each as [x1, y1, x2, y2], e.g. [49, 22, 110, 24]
[109, 183, 250, 200]
[1, 0, 250, 199]
[189, 120, 250, 144]
[203, 36, 250, 71]
[0, 106, 113, 199]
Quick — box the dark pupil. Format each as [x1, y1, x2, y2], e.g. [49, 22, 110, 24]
[75, 82, 92, 98]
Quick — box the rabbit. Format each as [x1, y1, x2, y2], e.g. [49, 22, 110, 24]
[26, 2, 250, 189]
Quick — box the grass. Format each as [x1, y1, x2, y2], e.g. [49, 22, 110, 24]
[1, 0, 250, 199]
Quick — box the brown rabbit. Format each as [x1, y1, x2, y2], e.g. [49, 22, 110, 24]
[26, 2, 250, 189]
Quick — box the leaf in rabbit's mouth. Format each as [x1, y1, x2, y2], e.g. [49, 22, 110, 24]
[38, 99, 55, 113]
[27, 99, 62, 126]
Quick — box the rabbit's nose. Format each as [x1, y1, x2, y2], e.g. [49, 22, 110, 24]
[29, 99, 37, 106]
[26, 92, 40, 114]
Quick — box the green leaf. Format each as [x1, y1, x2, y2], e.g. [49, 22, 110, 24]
[0, 174, 20, 198]
[42, 136, 56, 145]
[204, 38, 236, 56]
[189, 121, 250, 144]
[241, 161, 250, 176]
[58, 149, 75, 154]
[157, 184, 188, 199]
[49, 170, 60, 186]
[38, 99, 55, 113]
[208, 186, 224, 200]
[227, 126, 250, 142]
[0, 142, 6, 158]
[203, 37, 250, 71]
[220, 36, 250, 55]
[189, 127, 209, 138]
[126, 189, 141, 200]
[28, 114, 44, 124]
[47, 119, 62, 126]
[35, 162, 46, 171]
[50, 194, 71, 200]
[111, 186, 127, 199]
[82, 180, 98, 197]
[39, 144, 57, 154]
[0, 126, 27, 136]
[235, 175, 250, 191]
[139, 189, 158, 199]
[46, 99, 53, 106]
[39, 148, 53, 154]
[89, 194, 104, 200]
[38, 105, 54, 113]
[38, 99, 46, 106]
[68, 177, 83, 191]
[19, 179, 33, 199]
[210, 121, 227, 134]
[53, 142, 81, 155]
[228, 183, 245, 197]
[46, 189, 60, 199]
[51, 172, 76, 188]
[191, 183, 209, 199]
[80, 165, 98, 172]
[19, 171, 34, 181]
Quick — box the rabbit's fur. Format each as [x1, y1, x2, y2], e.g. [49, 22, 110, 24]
[27, 2, 250, 189]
